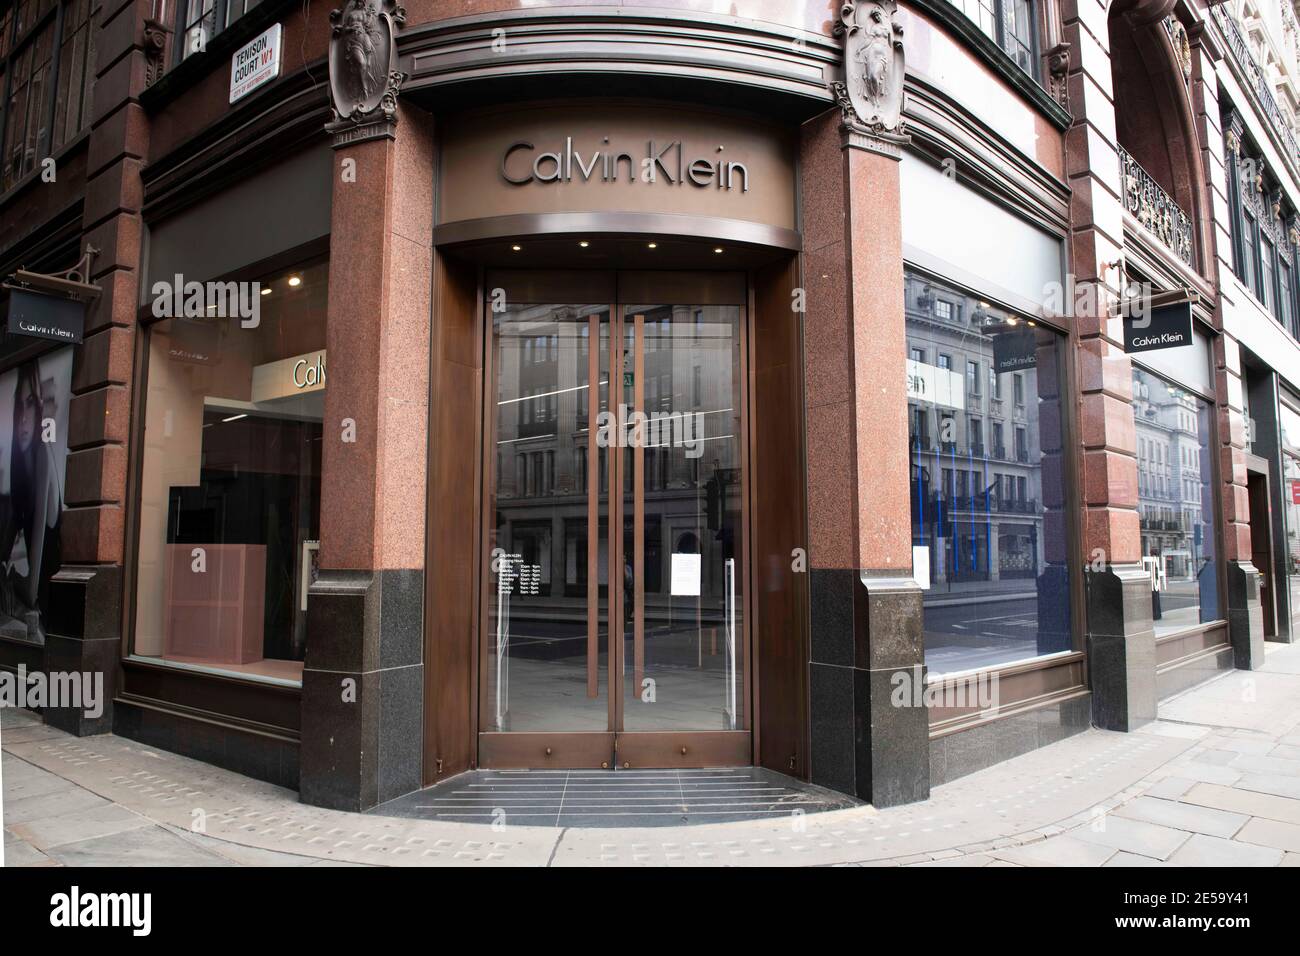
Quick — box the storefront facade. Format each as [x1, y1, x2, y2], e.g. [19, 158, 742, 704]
[0, 0, 1274, 812]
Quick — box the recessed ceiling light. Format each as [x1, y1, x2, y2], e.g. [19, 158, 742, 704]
[579, 241, 590, 248]
[260, 287, 271, 296]
[222, 413, 248, 424]
[713, 247, 724, 254]
[647, 242, 657, 249]
[511, 244, 522, 252]
[288, 275, 302, 287]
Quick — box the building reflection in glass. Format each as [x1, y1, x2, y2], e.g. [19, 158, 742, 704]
[1132, 367, 1218, 634]
[1282, 405, 1300, 637]
[904, 270, 1071, 675]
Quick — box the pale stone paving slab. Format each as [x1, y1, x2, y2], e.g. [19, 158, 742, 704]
[1180, 783, 1300, 825]
[1103, 851, 1163, 867]
[1233, 773, 1300, 800]
[1148, 761, 1243, 787]
[1072, 815, 1191, 860]
[1157, 671, 1300, 734]
[9, 802, 155, 851]
[1165, 833, 1285, 867]
[2, 785, 112, 825]
[43, 825, 239, 867]
[1140, 777, 1196, 800]
[986, 836, 1117, 867]
[1233, 817, 1300, 854]
[1111, 795, 1249, 838]
[1191, 749, 1240, 767]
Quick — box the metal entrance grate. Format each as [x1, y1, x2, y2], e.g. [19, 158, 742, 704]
[371, 767, 859, 828]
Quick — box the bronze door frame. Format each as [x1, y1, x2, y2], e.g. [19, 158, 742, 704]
[476, 270, 753, 770]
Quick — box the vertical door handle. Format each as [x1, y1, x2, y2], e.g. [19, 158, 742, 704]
[633, 314, 646, 696]
[586, 313, 599, 699]
[725, 556, 736, 730]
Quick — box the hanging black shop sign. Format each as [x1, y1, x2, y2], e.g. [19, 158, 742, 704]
[1124, 298, 1194, 354]
[5, 287, 85, 345]
[991, 325, 1038, 373]
[3, 249, 100, 346]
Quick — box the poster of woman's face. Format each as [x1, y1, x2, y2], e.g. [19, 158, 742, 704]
[0, 348, 72, 643]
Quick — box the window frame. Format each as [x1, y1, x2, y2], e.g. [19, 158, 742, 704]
[996, 0, 1038, 77]
[1127, 329, 1227, 640]
[0, 0, 97, 196]
[121, 238, 330, 733]
[172, 0, 261, 67]
[1224, 113, 1300, 338]
[903, 260, 1085, 717]
[953, 0, 1040, 80]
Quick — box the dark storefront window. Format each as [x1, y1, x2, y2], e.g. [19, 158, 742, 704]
[132, 259, 327, 685]
[906, 269, 1072, 675]
[1133, 366, 1219, 636]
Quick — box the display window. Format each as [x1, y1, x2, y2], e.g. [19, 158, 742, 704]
[1133, 365, 1220, 635]
[905, 268, 1073, 676]
[1280, 403, 1300, 636]
[131, 258, 327, 684]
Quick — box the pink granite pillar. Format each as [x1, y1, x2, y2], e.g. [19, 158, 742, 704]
[1062, 0, 1158, 729]
[44, 0, 152, 736]
[801, 108, 927, 807]
[300, 104, 434, 811]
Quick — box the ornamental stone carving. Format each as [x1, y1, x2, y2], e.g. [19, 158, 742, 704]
[1046, 42, 1070, 110]
[1163, 17, 1192, 85]
[831, 0, 907, 144]
[326, 0, 406, 142]
[142, 18, 170, 87]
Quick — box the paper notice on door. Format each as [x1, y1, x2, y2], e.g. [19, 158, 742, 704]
[671, 553, 702, 596]
[912, 546, 930, 590]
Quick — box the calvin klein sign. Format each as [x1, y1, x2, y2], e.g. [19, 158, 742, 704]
[1125, 300, 1193, 354]
[6, 288, 84, 344]
[502, 138, 750, 192]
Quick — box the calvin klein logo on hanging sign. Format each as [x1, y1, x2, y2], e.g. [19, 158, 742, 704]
[6, 288, 85, 344]
[501, 138, 750, 192]
[1124, 300, 1193, 354]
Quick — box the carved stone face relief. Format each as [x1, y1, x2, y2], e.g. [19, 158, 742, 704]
[328, 0, 405, 125]
[832, 0, 906, 135]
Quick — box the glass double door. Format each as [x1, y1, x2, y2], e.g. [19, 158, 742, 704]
[480, 272, 749, 769]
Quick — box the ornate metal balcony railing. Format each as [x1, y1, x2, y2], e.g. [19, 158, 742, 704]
[1119, 146, 1195, 268]
[1213, 5, 1300, 169]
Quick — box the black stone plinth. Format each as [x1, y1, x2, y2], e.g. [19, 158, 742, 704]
[808, 569, 929, 807]
[1085, 564, 1156, 732]
[1226, 560, 1266, 670]
[41, 565, 121, 736]
[298, 568, 424, 812]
